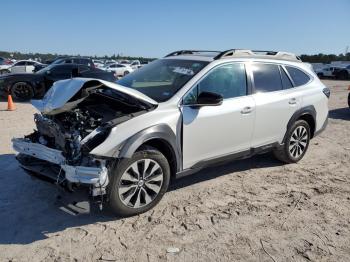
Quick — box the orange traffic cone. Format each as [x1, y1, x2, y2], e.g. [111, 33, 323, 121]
[7, 94, 16, 111]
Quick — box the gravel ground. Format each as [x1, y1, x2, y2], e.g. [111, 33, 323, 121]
[0, 80, 349, 262]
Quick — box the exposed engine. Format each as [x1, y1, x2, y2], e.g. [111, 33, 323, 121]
[25, 87, 151, 165]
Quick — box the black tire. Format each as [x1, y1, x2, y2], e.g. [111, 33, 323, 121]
[108, 147, 170, 216]
[273, 120, 311, 163]
[338, 70, 349, 80]
[11, 82, 34, 101]
[348, 93, 350, 108]
[123, 71, 129, 76]
[317, 73, 324, 79]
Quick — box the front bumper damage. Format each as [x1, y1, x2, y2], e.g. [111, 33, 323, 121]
[12, 138, 109, 196]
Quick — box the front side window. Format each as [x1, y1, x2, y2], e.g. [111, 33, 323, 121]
[15, 61, 26, 66]
[252, 63, 283, 92]
[285, 66, 310, 86]
[118, 59, 209, 102]
[183, 63, 247, 105]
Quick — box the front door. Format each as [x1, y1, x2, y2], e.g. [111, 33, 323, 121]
[181, 63, 255, 169]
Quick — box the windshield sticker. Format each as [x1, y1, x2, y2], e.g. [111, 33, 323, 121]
[172, 67, 194, 75]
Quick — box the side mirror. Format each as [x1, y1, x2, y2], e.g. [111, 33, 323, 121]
[193, 91, 223, 107]
[45, 70, 51, 75]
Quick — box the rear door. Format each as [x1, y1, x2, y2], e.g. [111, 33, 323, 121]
[249, 62, 302, 147]
[25, 61, 36, 73]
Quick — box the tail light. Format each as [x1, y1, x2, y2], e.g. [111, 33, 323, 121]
[323, 87, 330, 98]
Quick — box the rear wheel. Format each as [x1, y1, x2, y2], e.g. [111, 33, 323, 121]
[11, 82, 34, 101]
[338, 70, 349, 80]
[108, 147, 170, 216]
[273, 120, 310, 163]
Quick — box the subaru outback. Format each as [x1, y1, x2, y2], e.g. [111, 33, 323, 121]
[12, 49, 329, 216]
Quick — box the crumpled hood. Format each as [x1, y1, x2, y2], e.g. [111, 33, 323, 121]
[31, 78, 158, 114]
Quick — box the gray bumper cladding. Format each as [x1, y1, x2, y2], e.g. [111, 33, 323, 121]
[12, 138, 109, 192]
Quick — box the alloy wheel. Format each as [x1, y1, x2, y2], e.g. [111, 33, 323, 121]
[12, 82, 33, 100]
[118, 159, 164, 208]
[289, 126, 308, 158]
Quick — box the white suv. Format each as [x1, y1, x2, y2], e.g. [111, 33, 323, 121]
[12, 49, 329, 216]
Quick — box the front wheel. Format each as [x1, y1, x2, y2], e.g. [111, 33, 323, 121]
[11, 82, 34, 101]
[273, 120, 311, 163]
[108, 147, 170, 216]
[0, 69, 10, 75]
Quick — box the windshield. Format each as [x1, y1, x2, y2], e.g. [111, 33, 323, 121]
[36, 63, 56, 74]
[117, 59, 209, 102]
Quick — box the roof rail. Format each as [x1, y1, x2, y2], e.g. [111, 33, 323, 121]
[164, 50, 220, 57]
[214, 49, 301, 61]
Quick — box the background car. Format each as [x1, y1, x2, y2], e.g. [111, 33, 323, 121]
[333, 64, 350, 80]
[0, 57, 13, 74]
[104, 63, 134, 77]
[130, 60, 141, 69]
[6, 60, 43, 74]
[0, 63, 116, 100]
[93, 59, 105, 69]
[315, 65, 336, 78]
[33, 57, 95, 72]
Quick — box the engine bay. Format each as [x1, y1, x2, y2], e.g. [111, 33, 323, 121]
[25, 88, 152, 164]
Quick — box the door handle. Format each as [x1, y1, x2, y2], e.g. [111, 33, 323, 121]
[289, 98, 297, 105]
[241, 106, 253, 114]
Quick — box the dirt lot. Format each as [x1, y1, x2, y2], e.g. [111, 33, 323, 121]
[0, 80, 349, 262]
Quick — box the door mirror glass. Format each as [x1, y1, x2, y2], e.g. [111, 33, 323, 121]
[193, 91, 223, 107]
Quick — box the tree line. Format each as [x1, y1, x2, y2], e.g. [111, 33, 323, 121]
[1, 50, 350, 64]
[0, 51, 156, 63]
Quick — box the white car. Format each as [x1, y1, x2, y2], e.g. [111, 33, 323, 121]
[130, 60, 141, 70]
[104, 63, 134, 77]
[8, 60, 44, 74]
[93, 59, 105, 69]
[12, 49, 329, 216]
[315, 65, 336, 78]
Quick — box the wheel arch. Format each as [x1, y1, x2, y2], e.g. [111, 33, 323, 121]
[117, 124, 182, 177]
[283, 105, 316, 143]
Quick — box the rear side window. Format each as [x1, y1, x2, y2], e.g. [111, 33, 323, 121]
[285, 66, 310, 86]
[280, 66, 293, 89]
[252, 63, 283, 92]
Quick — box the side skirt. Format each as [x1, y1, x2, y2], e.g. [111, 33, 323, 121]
[175, 142, 279, 179]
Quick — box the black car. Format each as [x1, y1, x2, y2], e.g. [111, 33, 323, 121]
[33, 57, 95, 72]
[0, 63, 116, 100]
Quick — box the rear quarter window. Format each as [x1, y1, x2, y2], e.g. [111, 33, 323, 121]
[285, 66, 310, 86]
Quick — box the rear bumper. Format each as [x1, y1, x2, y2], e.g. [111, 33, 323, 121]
[314, 116, 328, 137]
[12, 138, 109, 193]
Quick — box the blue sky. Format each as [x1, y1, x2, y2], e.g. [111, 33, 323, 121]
[2, 0, 349, 58]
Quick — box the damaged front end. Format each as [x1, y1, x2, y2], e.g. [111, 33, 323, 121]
[12, 78, 157, 196]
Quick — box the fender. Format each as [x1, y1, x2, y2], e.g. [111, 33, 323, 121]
[117, 124, 182, 172]
[282, 105, 316, 143]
